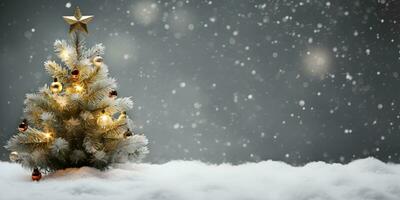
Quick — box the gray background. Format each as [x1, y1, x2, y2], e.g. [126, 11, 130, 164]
[0, 0, 399, 164]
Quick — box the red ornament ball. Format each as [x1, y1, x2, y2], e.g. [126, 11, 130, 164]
[18, 119, 28, 132]
[124, 129, 133, 138]
[109, 90, 118, 99]
[71, 69, 80, 81]
[31, 168, 42, 181]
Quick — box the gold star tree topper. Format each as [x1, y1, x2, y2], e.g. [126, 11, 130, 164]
[63, 7, 94, 34]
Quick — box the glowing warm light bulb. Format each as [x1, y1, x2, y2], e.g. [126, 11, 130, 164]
[43, 132, 53, 141]
[74, 84, 84, 92]
[97, 110, 113, 128]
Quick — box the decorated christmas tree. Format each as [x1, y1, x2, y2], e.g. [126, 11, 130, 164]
[5, 7, 148, 179]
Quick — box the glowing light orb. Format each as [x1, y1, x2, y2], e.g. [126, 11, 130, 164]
[97, 111, 113, 128]
[74, 84, 84, 93]
[302, 48, 331, 78]
[132, 1, 159, 26]
[43, 132, 53, 140]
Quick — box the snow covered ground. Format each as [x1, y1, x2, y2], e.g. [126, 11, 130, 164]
[0, 158, 400, 200]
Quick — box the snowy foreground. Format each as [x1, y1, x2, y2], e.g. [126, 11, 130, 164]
[1, 158, 400, 200]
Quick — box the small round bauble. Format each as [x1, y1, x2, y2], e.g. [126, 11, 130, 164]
[97, 110, 113, 128]
[124, 128, 133, 138]
[50, 78, 63, 94]
[109, 90, 118, 99]
[71, 69, 80, 82]
[72, 83, 85, 93]
[92, 56, 104, 67]
[31, 168, 42, 181]
[18, 119, 28, 132]
[9, 151, 19, 162]
[118, 111, 127, 121]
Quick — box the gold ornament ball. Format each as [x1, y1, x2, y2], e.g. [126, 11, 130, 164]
[9, 151, 19, 162]
[92, 56, 104, 67]
[50, 78, 63, 94]
[97, 110, 113, 128]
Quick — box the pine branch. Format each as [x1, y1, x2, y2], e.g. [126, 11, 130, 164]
[89, 98, 113, 113]
[111, 135, 149, 163]
[91, 97, 133, 115]
[103, 140, 121, 154]
[83, 64, 109, 86]
[44, 61, 68, 81]
[24, 93, 47, 107]
[83, 43, 105, 59]
[24, 93, 56, 125]
[83, 135, 104, 153]
[24, 87, 64, 117]
[24, 105, 45, 126]
[50, 138, 69, 156]
[85, 78, 117, 106]
[93, 150, 108, 162]
[114, 97, 134, 111]
[103, 125, 126, 139]
[126, 117, 136, 130]
[5, 128, 51, 153]
[54, 40, 76, 69]
[103, 116, 127, 133]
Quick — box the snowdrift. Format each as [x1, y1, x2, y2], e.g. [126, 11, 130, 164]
[0, 158, 400, 200]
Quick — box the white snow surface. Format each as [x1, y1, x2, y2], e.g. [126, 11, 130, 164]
[1, 158, 400, 200]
